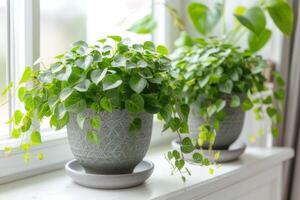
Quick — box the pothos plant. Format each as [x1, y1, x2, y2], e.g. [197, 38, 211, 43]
[128, 0, 292, 178]
[2, 36, 192, 178]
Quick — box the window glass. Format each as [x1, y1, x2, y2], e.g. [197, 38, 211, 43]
[0, 0, 8, 139]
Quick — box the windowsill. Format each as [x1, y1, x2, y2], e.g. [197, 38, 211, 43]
[0, 146, 294, 200]
[0, 118, 175, 184]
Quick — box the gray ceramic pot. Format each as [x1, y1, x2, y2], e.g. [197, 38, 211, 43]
[67, 109, 153, 174]
[188, 96, 245, 150]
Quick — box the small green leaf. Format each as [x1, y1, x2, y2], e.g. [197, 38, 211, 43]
[242, 98, 253, 111]
[266, 106, 277, 117]
[18, 87, 27, 101]
[169, 117, 181, 131]
[11, 128, 21, 138]
[267, 2, 293, 35]
[193, 152, 203, 163]
[107, 35, 122, 42]
[37, 152, 44, 160]
[215, 99, 226, 112]
[230, 95, 240, 107]
[1, 82, 13, 96]
[263, 96, 272, 104]
[172, 150, 180, 160]
[13, 110, 24, 125]
[209, 168, 215, 175]
[90, 116, 102, 129]
[127, 15, 157, 34]
[31, 131, 42, 145]
[273, 72, 285, 86]
[271, 126, 279, 137]
[219, 80, 233, 94]
[21, 115, 32, 132]
[129, 117, 142, 132]
[60, 87, 73, 101]
[19, 67, 33, 85]
[102, 74, 123, 91]
[74, 79, 91, 92]
[167, 151, 173, 160]
[76, 112, 86, 129]
[129, 76, 147, 93]
[180, 137, 195, 154]
[175, 159, 185, 170]
[90, 68, 108, 85]
[86, 131, 100, 144]
[248, 29, 272, 52]
[214, 151, 220, 160]
[100, 97, 113, 112]
[274, 88, 285, 100]
[235, 6, 266, 35]
[207, 105, 217, 117]
[125, 93, 144, 113]
[156, 45, 169, 55]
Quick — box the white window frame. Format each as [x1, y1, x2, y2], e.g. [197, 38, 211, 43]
[0, 0, 179, 184]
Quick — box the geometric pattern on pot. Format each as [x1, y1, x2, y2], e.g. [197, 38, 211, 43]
[67, 109, 153, 174]
[188, 95, 245, 150]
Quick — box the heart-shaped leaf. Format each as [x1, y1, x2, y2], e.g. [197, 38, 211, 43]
[91, 68, 108, 85]
[102, 74, 123, 91]
[129, 76, 147, 93]
[248, 29, 272, 52]
[74, 79, 91, 92]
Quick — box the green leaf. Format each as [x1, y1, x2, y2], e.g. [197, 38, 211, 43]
[271, 126, 279, 137]
[19, 67, 32, 85]
[242, 98, 253, 111]
[215, 99, 226, 112]
[86, 131, 100, 144]
[274, 88, 285, 100]
[31, 131, 42, 145]
[21, 115, 32, 132]
[107, 35, 122, 42]
[160, 104, 172, 122]
[267, 2, 293, 35]
[175, 159, 185, 170]
[214, 151, 220, 160]
[193, 152, 203, 163]
[37, 152, 44, 160]
[100, 96, 113, 112]
[219, 80, 233, 94]
[127, 15, 157, 34]
[156, 45, 169, 55]
[207, 105, 217, 117]
[187, 2, 222, 35]
[72, 40, 88, 48]
[172, 150, 180, 159]
[179, 122, 189, 134]
[169, 117, 181, 131]
[90, 68, 108, 85]
[74, 79, 91, 92]
[1, 82, 13, 96]
[18, 87, 27, 101]
[230, 95, 240, 107]
[125, 93, 144, 113]
[266, 106, 277, 117]
[129, 76, 147, 93]
[13, 110, 24, 125]
[102, 74, 123, 91]
[60, 87, 73, 101]
[248, 29, 272, 52]
[76, 112, 86, 129]
[39, 71, 53, 83]
[167, 151, 173, 160]
[263, 96, 272, 104]
[235, 6, 266, 35]
[180, 137, 195, 154]
[90, 116, 102, 129]
[11, 128, 21, 138]
[129, 117, 142, 132]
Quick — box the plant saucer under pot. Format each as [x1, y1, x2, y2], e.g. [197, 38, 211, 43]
[65, 109, 154, 189]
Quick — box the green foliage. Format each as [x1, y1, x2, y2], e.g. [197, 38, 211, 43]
[127, 15, 157, 34]
[171, 39, 285, 176]
[3, 36, 189, 168]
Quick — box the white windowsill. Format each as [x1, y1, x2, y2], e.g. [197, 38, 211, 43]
[0, 146, 294, 200]
[0, 118, 176, 184]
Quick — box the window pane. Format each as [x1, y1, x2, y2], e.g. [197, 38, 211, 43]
[40, 0, 152, 132]
[0, 0, 8, 139]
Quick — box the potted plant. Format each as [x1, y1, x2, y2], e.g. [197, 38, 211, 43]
[2, 36, 190, 176]
[128, 0, 292, 175]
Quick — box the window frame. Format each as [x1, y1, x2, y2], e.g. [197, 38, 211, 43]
[0, 0, 179, 183]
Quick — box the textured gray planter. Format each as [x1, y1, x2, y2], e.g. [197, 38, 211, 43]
[188, 95, 245, 150]
[67, 109, 153, 174]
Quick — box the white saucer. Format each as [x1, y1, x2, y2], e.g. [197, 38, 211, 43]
[65, 159, 154, 189]
[171, 139, 246, 163]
